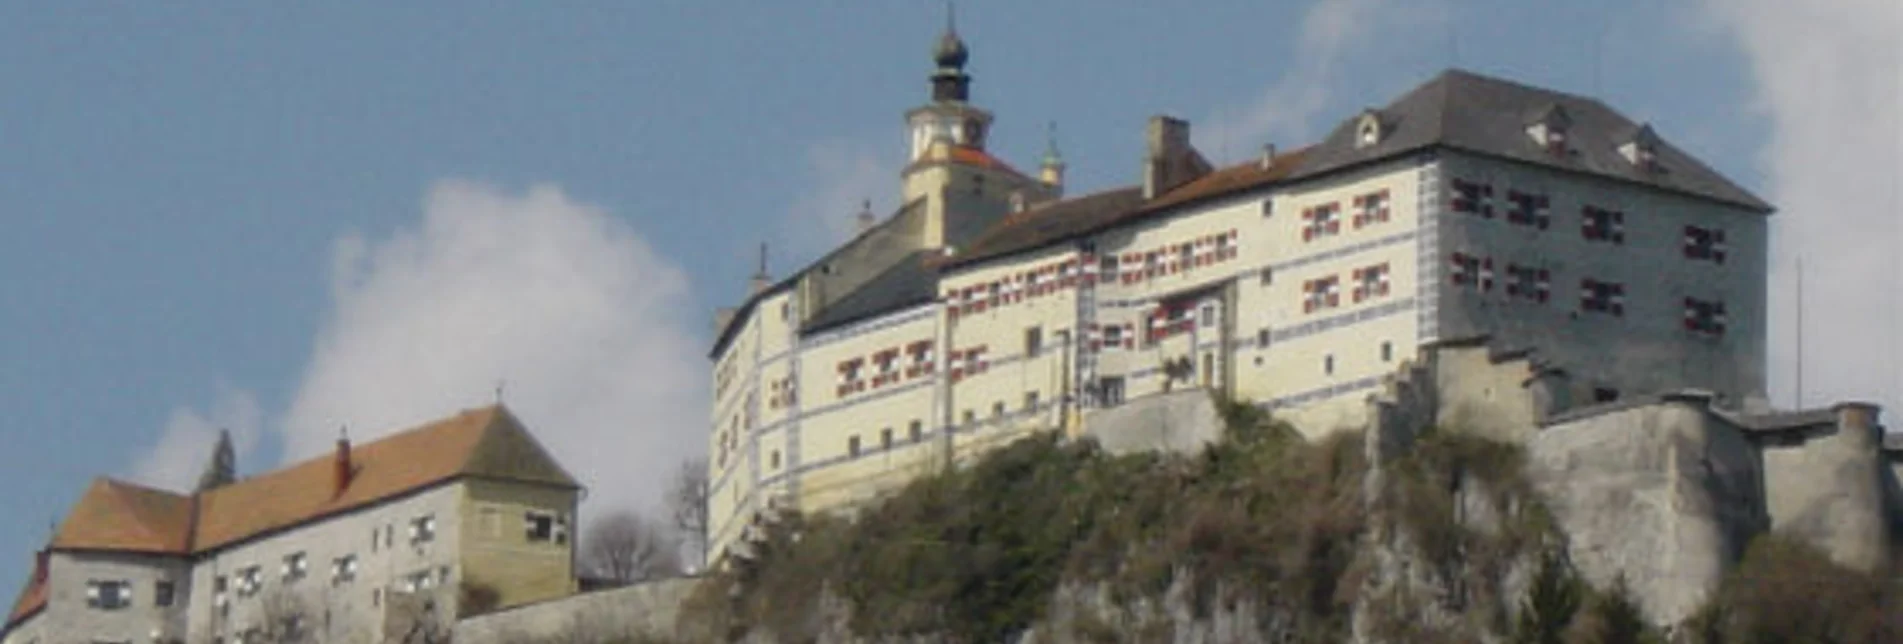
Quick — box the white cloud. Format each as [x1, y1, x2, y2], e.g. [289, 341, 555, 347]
[1697, 0, 1903, 409]
[278, 180, 707, 516]
[129, 383, 262, 492]
[1201, 0, 1444, 158]
[784, 138, 896, 261]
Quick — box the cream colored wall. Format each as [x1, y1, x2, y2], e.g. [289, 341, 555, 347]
[457, 479, 578, 611]
[1227, 159, 1426, 436]
[940, 243, 1082, 458]
[788, 306, 940, 512]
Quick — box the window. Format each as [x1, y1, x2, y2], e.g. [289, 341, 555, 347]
[1098, 377, 1126, 406]
[1450, 179, 1493, 217]
[1684, 297, 1728, 336]
[155, 580, 175, 607]
[1178, 244, 1194, 268]
[1303, 276, 1341, 313]
[1505, 191, 1551, 229]
[1257, 328, 1271, 348]
[1683, 226, 1727, 263]
[402, 569, 435, 593]
[1099, 255, 1119, 282]
[881, 428, 894, 450]
[1352, 190, 1391, 228]
[1199, 304, 1216, 328]
[1381, 341, 1393, 362]
[278, 615, 307, 641]
[385, 525, 394, 548]
[780, 302, 789, 321]
[963, 410, 977, 426]
[909, 420, 923, 442]
[236, 565, 263, 598]
[1351, 264, 1391, 303]
[409, 515, 437, 544]
[1261, 199, 1275, 217]
[907, 342, 934, 376]
[1024, 327, 1043, 358]
[1582, 206, 1625, 243]
[1103, 325, 1125, 347]
[1594, 388, 1620, 403]
[1258, 266, 1273, 286]
[332, 555, 359, 585]
[848, 435, 862, 457]
[371, 528, 379, 553]
[1504, 264, 1551, 303]
[85, 580, 130, 610]
[281, 552, 308, 583]
[1301, 203, 1342, 241]
[1579, 278, 1626, 316]
[1324, 354, 1335, 376]
[526, 510, 569, 544]
[992, 401, 1006, 418]
[837, 358, 864, 390]
[1448, 253, 1492, 291]
[213, 575, 228, 602]
[1024, 391, 1040, 412]
[873, 350, 899, 383]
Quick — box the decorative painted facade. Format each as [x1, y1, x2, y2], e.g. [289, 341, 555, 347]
[706, 29, 1773, 569]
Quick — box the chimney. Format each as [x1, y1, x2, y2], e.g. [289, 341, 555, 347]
[332, 434, 352, 498]
[854, 200, 876, 234]
[32, 548, 49, 584]
[749, 243, 771, 295]
[1142, 115, 1212, 200]
[1259, 143, 1277, 170]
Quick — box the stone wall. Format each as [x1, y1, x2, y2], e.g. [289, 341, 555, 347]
[1080, 388, 1223, 456]
[1755, 403, 1892, 571]
[453, 577, 699, 644]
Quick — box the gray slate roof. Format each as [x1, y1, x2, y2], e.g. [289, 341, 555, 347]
[801, 249, 941, 334]
[1293, 69, 1772, 213]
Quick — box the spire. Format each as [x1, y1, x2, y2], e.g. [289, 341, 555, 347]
[1039, 121, 1066, 189]
[749, 242, 772, 294]
[930, 4, 971, 102]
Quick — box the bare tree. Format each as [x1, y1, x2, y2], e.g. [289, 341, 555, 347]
[583, 510, 682, 585]
[668, 457, 710, 567]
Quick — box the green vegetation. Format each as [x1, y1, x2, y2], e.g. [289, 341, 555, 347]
[1683, 535, 1900, 643]
[679, 396, 1681, 643]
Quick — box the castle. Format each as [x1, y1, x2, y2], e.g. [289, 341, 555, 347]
[705, 23, 1774, 570]
[2, 405, 581, 643]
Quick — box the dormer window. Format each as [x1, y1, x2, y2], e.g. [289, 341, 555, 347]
[1356, 110, 1385, 148]
[1620, 124, 1662, 171]
[1527, 104, 1572, 155]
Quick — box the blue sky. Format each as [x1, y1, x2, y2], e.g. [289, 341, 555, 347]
[1, 2, 1896, 589]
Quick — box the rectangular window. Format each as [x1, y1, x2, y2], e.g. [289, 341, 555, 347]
[1099, 255, 1119, 282]
[1323, 354, 1335, 376]
[907, 341, 934, 377]
[236, 565, 262, 598]
[963, 409, 977, 426]
[769, 450, 781, 469]
[1103, 325, 1125, 348]
[525, 510, 569, 544]
[1302, 276, 1341, 313]
[1352, 190, 1391, 228]
[85, 580, 129, 612]
[281, 552, 308, 583]
[873, 350, 899, 384]
[1098, 377, 1126, 407]
[410, 515, 437, 544]
[1594, 387, 1620, 403]
[1351, 264, 1391, 303]
[1450, 179, 1493, 216]
[1024, 391, 1040, 412]
[909, 420, 923, 442]
[848, 435, 862, 457]
[1301, 202, 1342, 241]
[1260, 199, 1274, 217]
[1505, 190, 1551, 229]
[1684, 297, 1728, 336]
[1024, 327, 1042, 358]
[1381, 341, 1393, 362]
[155, 580, 175, 607]
[1683, 225, 1727, 263]
[992, 401, 1006, 418]
[1582, 206, 1626, 243]
[1579, 278, 1627, 316]
[880, 428, 893, 450]
[1199, 304, 1216, 328]
[332, 555, 359, 585]
[1258, 266, 1273, 286]
[1257, 328, 1270, 348]
[1504, 264, 1552, 303]
[1448, 253, 1492, 291]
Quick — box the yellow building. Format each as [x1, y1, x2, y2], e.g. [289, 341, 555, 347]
[2, 405, 580, 644]
[707, 28, 1772, 569]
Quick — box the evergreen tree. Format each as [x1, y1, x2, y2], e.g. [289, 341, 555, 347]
[1515, 547, 1583, 644]
[194, 429, 236, 492]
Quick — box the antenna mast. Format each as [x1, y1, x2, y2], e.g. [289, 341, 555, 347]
[1795, 256, 1804, 409]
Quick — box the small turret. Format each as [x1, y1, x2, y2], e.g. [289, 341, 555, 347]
[749, 243, 771, 295]
[1039, 122, 1066, 195]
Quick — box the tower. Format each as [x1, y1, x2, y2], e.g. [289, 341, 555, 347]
[905, 14, 993, 163]
[1040, 122, 1066, 195]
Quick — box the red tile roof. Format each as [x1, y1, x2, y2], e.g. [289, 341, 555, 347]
[3, 404, 576, 634]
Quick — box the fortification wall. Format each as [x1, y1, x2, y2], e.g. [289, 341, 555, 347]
[453, 577, 698, 644]
[1526, 397, 1762, 625]
[1081, 388, 1223, 456]
[1759, 403, 1891, 571]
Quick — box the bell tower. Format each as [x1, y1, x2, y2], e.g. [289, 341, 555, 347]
[905, 11, 993, 164]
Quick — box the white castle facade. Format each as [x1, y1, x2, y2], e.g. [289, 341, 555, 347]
[706, 26, 1772, 568]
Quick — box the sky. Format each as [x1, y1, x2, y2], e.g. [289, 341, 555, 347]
[0, 2, 1897, 591]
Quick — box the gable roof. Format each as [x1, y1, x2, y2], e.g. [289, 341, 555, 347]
[801, 249, 942, 334]
[5, 561, 45, 633]
[1292, 69, 1771, 212]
